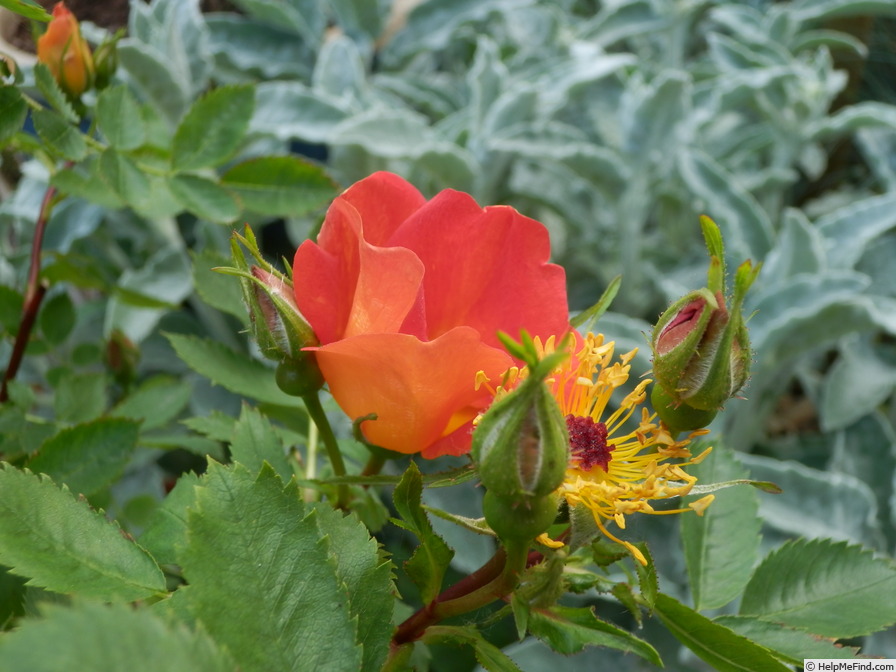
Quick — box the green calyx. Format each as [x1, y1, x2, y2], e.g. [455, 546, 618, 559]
[472, 332, 571, 500]
[483, 490, 561, 543]
[275, 353, 325, 397]
[650, 217, 760, 414]
[217, 226, 318, 362]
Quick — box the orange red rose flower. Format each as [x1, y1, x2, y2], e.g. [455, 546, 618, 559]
[293, 172, 569, 458]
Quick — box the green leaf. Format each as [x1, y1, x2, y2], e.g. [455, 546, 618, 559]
[0, 0, 50, 21]
[739, 538, 896, 638]
[53, 371, 108, 424]
[0, 87, 28, 146]
[138, 471, 200, 566]
[180, 462, 364, 671]
[715, 615, 859, 664]
[116, 41, 190, 126]
[27, 418, 140, 497]
[96, 85, 147, 151]
[0, 463, 166, 601]
[38, 290, 76, 345]
[527, 605, 661, 665]
[33, 63, 77, 123]
[165, 333, 295, 406]
[110, 376, 193, 431]
[191, 249, 247, 321]
[31, 108, 87, 161]
[0, 286, 23, 334]
[0, 601, 236, 672]
[570, 275, 621, 330]
[681, 443, 761, 610]
[392, 462, 454, 604]
[654, 593, 792, 672]
[220, 156, 336, 217]
[51, 157, 126, 209]
[229, 404, 294, 482]
[98, 148, 151, 206]
[311, 503, 394, 672]
[168, 174, 241, 223]
[425, 625, 523, 672]
[172, 85, 254, 171]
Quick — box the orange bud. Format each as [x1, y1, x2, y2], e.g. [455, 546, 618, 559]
[36, 3, 94, 100]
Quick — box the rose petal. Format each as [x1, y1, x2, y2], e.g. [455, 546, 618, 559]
[311, 328, 512, 455]
[388, 191, 569, 347]
[294, 198, 425, 343]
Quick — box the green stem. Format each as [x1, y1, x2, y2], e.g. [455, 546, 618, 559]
[301, 392, 349, 509]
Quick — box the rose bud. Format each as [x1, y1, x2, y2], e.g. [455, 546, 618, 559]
[650, 217, 760, 434]
[37, 3, 95, 101]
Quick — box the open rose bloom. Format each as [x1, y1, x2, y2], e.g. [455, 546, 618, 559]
[293, 172, 569, 458]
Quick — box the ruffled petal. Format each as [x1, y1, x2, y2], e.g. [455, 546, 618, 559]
[294, 197, 426, 343]
[389, 192, 569, 348]
[311, 328, 513, 455]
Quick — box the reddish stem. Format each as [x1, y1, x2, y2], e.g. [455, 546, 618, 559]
[0, 183, 57, 402]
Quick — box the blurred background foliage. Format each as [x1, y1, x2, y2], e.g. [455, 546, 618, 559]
[2, 0, 896, 668]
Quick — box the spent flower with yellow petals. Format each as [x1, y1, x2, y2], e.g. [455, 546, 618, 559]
[479, 332, 714, 565]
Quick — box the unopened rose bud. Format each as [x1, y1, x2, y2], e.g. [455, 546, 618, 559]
[37, 3, 94, 101]
[218, 227, 319, 368]
[472, 345, 569, 499]
[247, 266, 318, 361]
[650, 217, 760, 432]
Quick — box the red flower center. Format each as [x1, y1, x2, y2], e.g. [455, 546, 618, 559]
[566, 415, 613, 472]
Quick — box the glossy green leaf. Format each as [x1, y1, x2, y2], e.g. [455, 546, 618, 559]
[0, 87, 28, 146]
[168, 174, 241, 223]
[31, 108, 87, 161]
[0, 464, 165, 601]
[110, 376, 193, 431]
[52, 371, 108, 424]
[654, 593, 791, 672]
[96, 85, 146, 151]
[191, 249, 247, 322]
[220, 156, 336, 217]
[165, 333, 295, 406]
[37, 290, 76, 345]
[392, 462, 454, 604]
[98, 148, 151, 206]
[527, 605, 661, 665]
[28, 418, 139, 497]
[32, 63, 77, 123]
[740, 538, 896, 638]
[715, 616, 859, 664]
[229, 404, 294, 482]
[138, 471, 200, 566]
[180, 462, 365, 671]
[0, 0, 51, 21]
[681, 443, 760, 610]
[0, 601, 235, 672]
[425, 625, 523, 672]
[310, 503, 394, 672]
[172, 85, 254, 171]
[51, 157, 126, 209]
